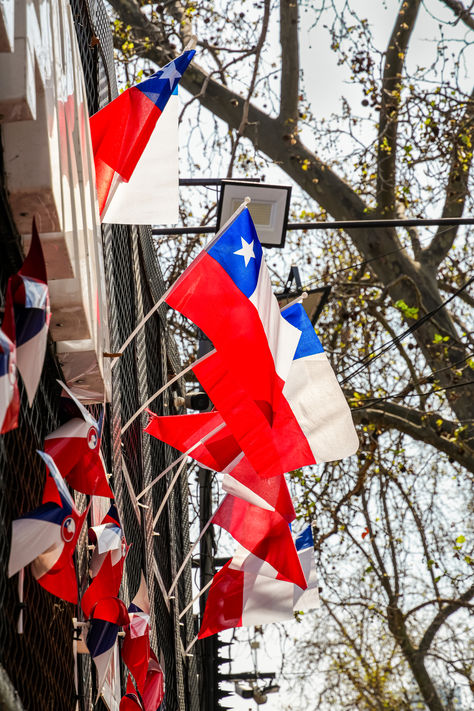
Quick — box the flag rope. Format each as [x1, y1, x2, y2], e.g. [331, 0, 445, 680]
[152, 458, 187, 528]
[178, 579, 213, 620]
[168, 515, 215, 598]
[111, 197, 251, 369]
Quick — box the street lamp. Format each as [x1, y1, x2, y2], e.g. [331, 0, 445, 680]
[217, 180, 292, 248]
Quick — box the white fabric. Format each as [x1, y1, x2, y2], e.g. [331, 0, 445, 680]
[8, 519, 62, 576]
[241, 546, 320, 626]
[44, 417, 90, 442]
[0, 370, 14, 431]
[90, 523, 122, 554]
[229, 545, 280, 579]
[221, 472, 274, 511]
[283, 352, 359, 462]
[101, 93, 179, 225]
[249, 260, 301, 382]
[16, 323, 49, 406]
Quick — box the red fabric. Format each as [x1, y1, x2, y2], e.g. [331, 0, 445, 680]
[122, 623, 150, 694]
[166, 253, 286, 455]
[142, 652, 165, 711]
[145, 410, 241, 471]
[34, 508, 88, 604]
[120, 676, 144, 711]
[225, 457, 295, 523]
[81, 546, 127, 619]
[198, 562, 244, 638]
[91, 596, 129, 626]
[44, 419, 113, 498]
[90, 88, 162, 214]
[212, 495, 306, 588]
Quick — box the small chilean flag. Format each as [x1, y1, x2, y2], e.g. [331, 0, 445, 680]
[0, 281, 19, 434]
[9, 218, 50, 406]
[8, 451, 88, 603]
[86, 596, 129, 698]
[81, 505, 128, 620]
[44, 382, 113, 498]
[122, 573, 151, 694]
[90, 50, 195, 217]
[199, 525, 320, 638]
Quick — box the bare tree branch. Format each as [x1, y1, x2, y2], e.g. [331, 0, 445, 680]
[419, 583, 474, 654]
[376, 0, 422, 216]
[351, 402, 474, 473]
[439, 0, 474, 30]
[421, 87, 474, 270]
[279, 0, 300, 125]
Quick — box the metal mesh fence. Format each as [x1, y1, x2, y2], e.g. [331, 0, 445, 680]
[0, 1, 199, 709]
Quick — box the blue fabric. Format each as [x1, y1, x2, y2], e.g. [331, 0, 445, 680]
[208, 209, 263, 298]
[282, 303, 324, 359]
[295, 525, 314, 551]
[137, 51, 194, 109]
[22, 501, 69, 526]
[87, 619, 118, 657]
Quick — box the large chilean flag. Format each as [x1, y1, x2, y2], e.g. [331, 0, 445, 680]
[165, 208, 301, 478]
[90, 50, 194, 217]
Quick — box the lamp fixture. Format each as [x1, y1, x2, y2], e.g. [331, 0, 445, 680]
[216, 180, 292, 249]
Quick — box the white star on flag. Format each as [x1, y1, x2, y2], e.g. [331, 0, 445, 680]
[234, 237, 256, 267]
[159, 62, 182, 89]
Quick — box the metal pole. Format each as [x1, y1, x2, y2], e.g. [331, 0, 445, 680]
[152, 215, 474, 236]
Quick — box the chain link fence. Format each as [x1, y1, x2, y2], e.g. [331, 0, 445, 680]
[0, 1, 199, 709]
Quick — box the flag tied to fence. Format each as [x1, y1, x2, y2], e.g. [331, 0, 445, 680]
[8, 451, 88, 603]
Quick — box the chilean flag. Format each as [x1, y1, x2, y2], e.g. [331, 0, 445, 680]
[199, 525, 319, 638]
[122, 573, 151, 694]
[212, 494, 306, 588]
[120, 676, 144, 711]
[141, 651, 165, 711]
[9, 218, 50, 406]
[8, 451, 88, 603]
[44, 382, 113, 498]
[146, 301, 358, 478]
[90, 50, 194, 217]
[0, 281, 20, 434]
[165, 208, 301, 478]
[81, 505, 128, 619]
[86, 596, 129, 697]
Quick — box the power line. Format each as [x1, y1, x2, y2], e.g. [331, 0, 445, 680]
[340, 276, 474, 384]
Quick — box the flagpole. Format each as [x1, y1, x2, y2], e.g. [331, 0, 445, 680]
[136, 421, 226, 499]
[280, 291, 308, 311]
[185, 634, 198, 655]
[111, 197, 251, 369]
[178, 578, 213, 620]
[167, 515, 215, 598]
[120, 350, 214, 435]
[152, 458, 187, 528]
[137, 453, 186, 500]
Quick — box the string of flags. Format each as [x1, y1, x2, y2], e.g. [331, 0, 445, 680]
[2, 42, 360, 708]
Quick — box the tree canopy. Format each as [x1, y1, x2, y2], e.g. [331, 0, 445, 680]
[107, 1, 473, 709]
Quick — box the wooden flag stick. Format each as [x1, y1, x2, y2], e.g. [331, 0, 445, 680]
[136, 453, 186, 500]
[111, 197, 251, 370]
[185, 634, 199, 655]
[136, 421, 226, 500]
[178, 579, 213, 620]
[152, 458, 187, 528]
[168, 516, 214, 598]
[121, 350, 214, 435]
